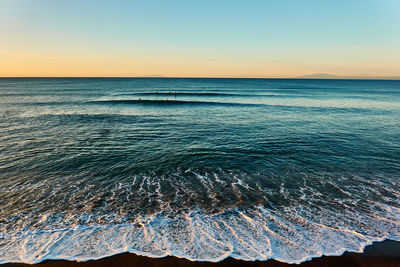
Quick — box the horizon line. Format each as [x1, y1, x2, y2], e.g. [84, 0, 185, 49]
[1, 76, 400, 80]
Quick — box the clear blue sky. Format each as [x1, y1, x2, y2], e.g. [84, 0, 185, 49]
[1, 0, 399, 77]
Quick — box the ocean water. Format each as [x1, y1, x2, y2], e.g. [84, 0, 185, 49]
[0, 78, 399, 264]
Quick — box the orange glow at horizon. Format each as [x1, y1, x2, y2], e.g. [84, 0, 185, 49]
[1, 50, 399, 78]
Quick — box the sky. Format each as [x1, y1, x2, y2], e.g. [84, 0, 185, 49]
[0, 0, 399, 78]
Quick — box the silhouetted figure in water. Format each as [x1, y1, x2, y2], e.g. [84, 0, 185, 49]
[174, 92, 177, 98]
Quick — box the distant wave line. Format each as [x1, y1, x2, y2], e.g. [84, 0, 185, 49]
[115, 92, 262, 97]
[86, 99, 391, 113]
[88, 99, 258, 107]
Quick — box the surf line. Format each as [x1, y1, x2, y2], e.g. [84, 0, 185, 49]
[138, 91, 177, 102]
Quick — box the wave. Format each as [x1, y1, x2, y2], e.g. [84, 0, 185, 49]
[0, 206, 398, 265]
[111, 92, 286, 98]
[88, 99, 257, 107]
[86, 99, 395, 114]
[1, 169, 399, 265]
[116, 92, 255, 97]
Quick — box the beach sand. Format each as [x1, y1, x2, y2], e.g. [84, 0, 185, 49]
[2, 240, 399, 267]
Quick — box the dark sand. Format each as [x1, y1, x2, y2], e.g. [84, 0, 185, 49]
[2, 240, 399, 267]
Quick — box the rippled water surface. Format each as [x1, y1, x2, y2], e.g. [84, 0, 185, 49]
[0, 78, 399, 264]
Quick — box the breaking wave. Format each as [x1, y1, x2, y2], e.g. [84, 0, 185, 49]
[1, 169, 399, 264]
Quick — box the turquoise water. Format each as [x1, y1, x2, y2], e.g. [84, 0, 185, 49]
[0, 78, 399, 263]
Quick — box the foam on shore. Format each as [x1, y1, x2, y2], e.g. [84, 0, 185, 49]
[1, 204, 399, 265]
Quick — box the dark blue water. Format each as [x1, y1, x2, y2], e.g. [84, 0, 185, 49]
[0, 78, 399, 264]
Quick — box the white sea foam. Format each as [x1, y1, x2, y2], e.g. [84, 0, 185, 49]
[1, 169, 399, 264]
[0, 204, 399, 264]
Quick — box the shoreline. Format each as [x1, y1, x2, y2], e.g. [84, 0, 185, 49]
[2, 240, 399, 267]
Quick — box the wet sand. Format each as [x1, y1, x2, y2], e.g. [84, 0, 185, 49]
[2, 240, 399, 267]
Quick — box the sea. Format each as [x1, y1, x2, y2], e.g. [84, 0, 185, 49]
[0, 78, 399, 264]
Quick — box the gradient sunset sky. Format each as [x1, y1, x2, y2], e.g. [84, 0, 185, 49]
[1, 0, 399, 78]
